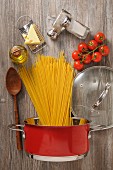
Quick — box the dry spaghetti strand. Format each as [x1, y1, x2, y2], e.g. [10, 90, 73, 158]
[18, 52, 74, 126]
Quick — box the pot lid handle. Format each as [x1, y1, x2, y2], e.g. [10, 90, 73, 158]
[91, 82, 111, 110]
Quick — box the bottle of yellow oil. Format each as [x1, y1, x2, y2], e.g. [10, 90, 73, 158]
[9, 45, 28, 64]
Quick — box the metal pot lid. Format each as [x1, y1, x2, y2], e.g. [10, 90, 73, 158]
[72, 66, 113, 130]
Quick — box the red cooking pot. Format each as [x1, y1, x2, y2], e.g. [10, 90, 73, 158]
[8, 117, 104, 162]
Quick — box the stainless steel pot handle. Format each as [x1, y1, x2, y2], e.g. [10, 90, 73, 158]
[8, 124, 25, 139]
[88, 125, 106, 139]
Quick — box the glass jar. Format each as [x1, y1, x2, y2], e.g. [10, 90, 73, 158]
[9, 45, 28, 64]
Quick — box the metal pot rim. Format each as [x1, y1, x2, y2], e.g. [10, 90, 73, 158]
[24, 117, 91, 127]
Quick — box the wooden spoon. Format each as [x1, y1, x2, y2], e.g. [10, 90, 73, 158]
[6, 67, 22, 150]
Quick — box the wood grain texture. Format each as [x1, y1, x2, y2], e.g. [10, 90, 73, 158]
[1, 0, 113, 169]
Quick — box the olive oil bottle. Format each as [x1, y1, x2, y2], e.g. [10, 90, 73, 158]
[9, 45, 28, 64]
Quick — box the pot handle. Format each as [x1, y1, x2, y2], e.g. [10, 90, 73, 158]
[88, 125, 106, 139]
[8, 124, 25, 139]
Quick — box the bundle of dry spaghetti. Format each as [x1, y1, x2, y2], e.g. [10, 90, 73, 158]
[19, 52, 74, 126]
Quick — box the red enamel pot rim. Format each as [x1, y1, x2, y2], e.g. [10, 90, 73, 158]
[24, 117, 91, 127]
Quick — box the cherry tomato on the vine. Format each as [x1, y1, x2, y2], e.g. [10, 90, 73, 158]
[94, 32, 106, 43]
[82, 54, 92, 64]
[88, 40, 98, 50]
[78, 42, 88, 53]
[74, 60, 84, 71]
[72, 32, 109, 71]
[99, 45, 110, 56]
[72, 50, 82, 60]
[92, 52, 102, 62]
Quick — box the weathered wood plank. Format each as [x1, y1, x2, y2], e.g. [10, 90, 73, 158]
[1, 0, 113, 169]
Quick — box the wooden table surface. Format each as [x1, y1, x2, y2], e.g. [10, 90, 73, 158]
[1, 0, 113, 169]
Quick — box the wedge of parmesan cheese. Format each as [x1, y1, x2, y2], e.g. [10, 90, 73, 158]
[24, 24, 40, 45]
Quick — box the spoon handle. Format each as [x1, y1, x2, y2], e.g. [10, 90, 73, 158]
[14, 95, 23, 150]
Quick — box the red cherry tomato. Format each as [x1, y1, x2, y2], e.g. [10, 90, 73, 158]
[94, 32, 106, 43]
[74, 60, 84, 71]
[82, 54, 92, 64]
[72, 50, 82, 60]
[78, 42, 88, 53]
[99, 45, 110, 56]
[92, 52, 102, 62]
[88, 40, 98, 50]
